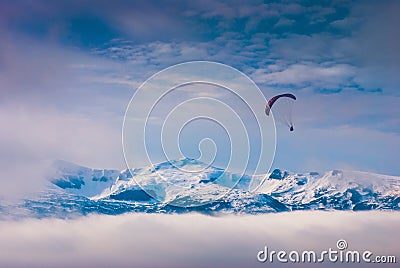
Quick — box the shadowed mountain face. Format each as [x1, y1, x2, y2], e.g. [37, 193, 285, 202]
[2, 159, 398, 219]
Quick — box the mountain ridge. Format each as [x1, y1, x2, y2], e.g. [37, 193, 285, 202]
[48, 158, 399, 214]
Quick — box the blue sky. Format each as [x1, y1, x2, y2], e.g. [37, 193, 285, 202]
[0, 0, 399, 197]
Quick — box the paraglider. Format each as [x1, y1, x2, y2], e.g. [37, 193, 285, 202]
[265, 93, 296, 131]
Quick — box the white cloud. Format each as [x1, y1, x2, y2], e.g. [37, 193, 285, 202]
[0, 212, 398, 267]
[330, 17, 361, 29]
[0, 33, 137, 200]
[274, 17, 295, 27]
[262, 1, 400, 96]
[0, 103, 124, 200]
[267, 33, 348, 62]
[252, 62, 355, 90]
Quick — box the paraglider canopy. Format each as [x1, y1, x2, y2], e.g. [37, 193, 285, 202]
[265, 93, 296, 131]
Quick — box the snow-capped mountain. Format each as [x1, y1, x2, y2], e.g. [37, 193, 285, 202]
[1, 158, 396, 219]
[93, 158, 255, 207]
[255, 169, 399, 210]
[47, 158, 399, 216]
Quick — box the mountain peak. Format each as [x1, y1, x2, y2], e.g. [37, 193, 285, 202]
[152, 157, 212, 169]
[268, 169, 291, 180]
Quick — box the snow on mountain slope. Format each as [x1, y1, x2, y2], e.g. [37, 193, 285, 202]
[94, 158, 252, 207]
[50, 160, 120, 197]
[256, 169, 400, 210]
[48, 159, 400, 213]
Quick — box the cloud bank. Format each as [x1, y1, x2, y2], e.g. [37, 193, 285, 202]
[0, 212, 399, 268]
